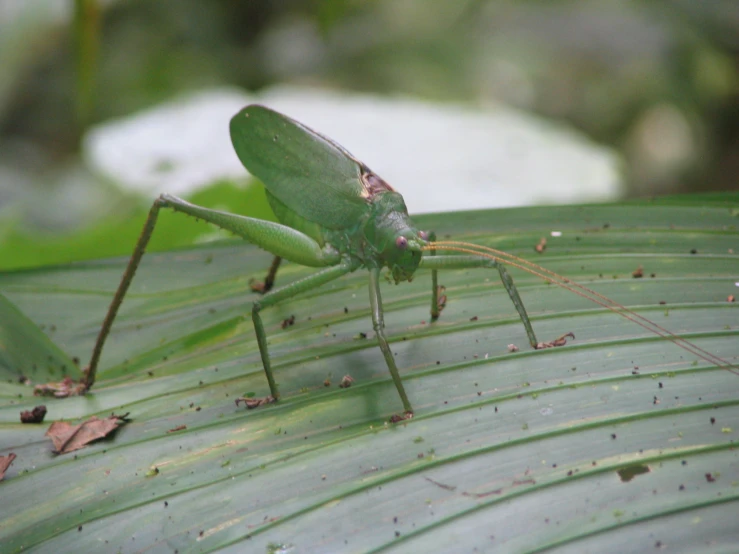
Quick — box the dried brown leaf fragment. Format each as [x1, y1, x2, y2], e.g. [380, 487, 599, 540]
[0, 453, 17, 480]
[45, 413, 130, 454]
[536, 332, 575, 349]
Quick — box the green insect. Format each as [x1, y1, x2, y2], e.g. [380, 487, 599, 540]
[79, 105, 736, 418]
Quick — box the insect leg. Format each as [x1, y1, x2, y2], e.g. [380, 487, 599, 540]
[419, 255, 539, 349]
[369, 267, 414, 415]
[427, 231, 442, 321]
[158, 194, 341, 268]
[85, 194, 341, 393]
[496, 263, 538, 348]
[83, 197, 166, 390]
[251, 261, 354, 402]
[250, 255, 282, 294]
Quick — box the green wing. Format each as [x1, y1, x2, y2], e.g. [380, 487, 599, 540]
[230, 105, 371, 231]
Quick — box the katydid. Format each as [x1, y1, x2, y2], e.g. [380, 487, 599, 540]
[72, 104, 737, 418]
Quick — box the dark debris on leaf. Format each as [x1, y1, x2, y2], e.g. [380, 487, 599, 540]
[20, 405, 47, 423]
[617, 464, 651, 482]
[536, 332, 575, 349]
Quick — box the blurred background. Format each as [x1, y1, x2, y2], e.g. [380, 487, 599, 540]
[0, 0, 737, 269]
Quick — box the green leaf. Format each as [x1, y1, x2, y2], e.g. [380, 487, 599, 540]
[0, 195, 737, 552]
[0, 292, 80, 383]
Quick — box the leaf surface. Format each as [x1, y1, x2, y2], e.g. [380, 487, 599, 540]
[0, 195, 737, 552]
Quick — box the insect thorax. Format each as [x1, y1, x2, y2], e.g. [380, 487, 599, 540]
[362, 192, 423, 281]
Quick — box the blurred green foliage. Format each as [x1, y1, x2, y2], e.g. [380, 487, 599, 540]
[0, 179, 275, 271]
[0, 0, 737, 271]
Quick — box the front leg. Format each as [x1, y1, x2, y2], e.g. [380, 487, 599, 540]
[249, 261, 354, 405]
[420, 254, 539, 349]
[369, 267, 414, 416]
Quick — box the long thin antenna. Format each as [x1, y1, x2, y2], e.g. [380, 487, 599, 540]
[425, 241, 739, 376]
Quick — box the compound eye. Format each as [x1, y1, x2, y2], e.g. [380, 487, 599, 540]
[419, 230, 429, 241]
[395, 236, 408, 250]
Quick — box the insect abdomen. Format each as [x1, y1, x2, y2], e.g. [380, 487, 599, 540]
[266, 189, 328, 246]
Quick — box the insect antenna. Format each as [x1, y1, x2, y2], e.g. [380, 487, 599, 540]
[423, 240, 739, 376]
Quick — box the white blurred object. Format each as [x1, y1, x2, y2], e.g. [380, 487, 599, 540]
[84, 86, 623, 213]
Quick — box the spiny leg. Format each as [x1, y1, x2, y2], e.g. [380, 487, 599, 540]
[496, 262, 538, 349]
[249, 261, 354, 405]
[83, 197, 166, 391]
[250, 255, 282, 294]
[419, 254, 539, 349]
[84, 193, 342, 393]
[369, 267, 414, 416]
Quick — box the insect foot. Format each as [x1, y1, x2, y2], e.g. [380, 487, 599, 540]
[389, 411, 414, 424]
[248, 278, 269, 294]
[535, 332, 575, 349]
[249, 256, 283, 294]
[34, 376, 87, 398]
[235, 395, 276, 409]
